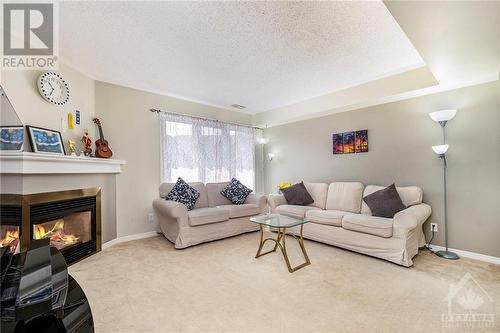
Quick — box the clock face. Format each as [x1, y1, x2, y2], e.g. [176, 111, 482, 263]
[37, 72, 70, 105]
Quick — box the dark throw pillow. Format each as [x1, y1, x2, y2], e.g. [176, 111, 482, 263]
[363, 184, 406, 218]
[166, 177, 200, 210]
[221, 178, 253, 205]
[281, 182, 314, 206]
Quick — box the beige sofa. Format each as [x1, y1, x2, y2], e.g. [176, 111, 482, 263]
[153, 182, 267, 249]
[268, 182, 431, 267]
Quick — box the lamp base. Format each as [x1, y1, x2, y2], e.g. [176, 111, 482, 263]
[435, 250, 460, 260]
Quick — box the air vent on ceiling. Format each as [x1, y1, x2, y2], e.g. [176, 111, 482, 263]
[231, 104, 246, 109]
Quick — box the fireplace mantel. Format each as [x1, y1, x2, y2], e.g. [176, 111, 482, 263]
[0, 152, 126, 174]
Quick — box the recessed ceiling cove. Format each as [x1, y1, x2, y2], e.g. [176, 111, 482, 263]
[60, 1, 424, 113]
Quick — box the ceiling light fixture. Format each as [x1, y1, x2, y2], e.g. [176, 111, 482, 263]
[231, 104, 246, 109]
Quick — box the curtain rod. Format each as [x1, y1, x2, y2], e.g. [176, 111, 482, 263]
[150, 108, 263, 130]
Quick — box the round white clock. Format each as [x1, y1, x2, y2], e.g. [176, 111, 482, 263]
[37, 72, 70, 105]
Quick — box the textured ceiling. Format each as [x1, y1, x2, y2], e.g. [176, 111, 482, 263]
[59, 1, 424, 113]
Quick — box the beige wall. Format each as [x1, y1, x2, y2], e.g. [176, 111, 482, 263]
[263, 81, 500, 257]
[94, 81, 255, 237]
[0, 63, 96, 152]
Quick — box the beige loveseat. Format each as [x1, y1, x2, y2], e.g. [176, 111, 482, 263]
[153, 182, 267, 249]
[268, 182, 431, 267]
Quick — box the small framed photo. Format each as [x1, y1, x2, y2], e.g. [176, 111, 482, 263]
[0, 126, 24, 151]
[26, 125, 66, 155]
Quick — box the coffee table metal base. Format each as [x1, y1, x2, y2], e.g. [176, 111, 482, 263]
[255, 224, 310, 273]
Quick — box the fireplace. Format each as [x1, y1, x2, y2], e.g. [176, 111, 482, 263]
[0, 188, 101, 264]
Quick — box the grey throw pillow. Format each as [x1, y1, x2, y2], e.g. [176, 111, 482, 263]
[281, 182, 314, 206]
[221, 178, 253, 205]
[166, 177, 200, 210]
[363, 184, 406, 218]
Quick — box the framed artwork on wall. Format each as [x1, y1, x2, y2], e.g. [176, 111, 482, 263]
[0, 126, 24, 151]
[26, 125, 66, 155]
[332, 129, 368, 155]
[355, 129, 369, 153]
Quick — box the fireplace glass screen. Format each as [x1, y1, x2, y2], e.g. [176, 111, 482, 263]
[33, 211, 92, 251]
[0, 225, 20, 253]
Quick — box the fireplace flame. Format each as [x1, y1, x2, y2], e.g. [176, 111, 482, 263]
[35, 219, 80, 249]
[0, 229, 19, 248]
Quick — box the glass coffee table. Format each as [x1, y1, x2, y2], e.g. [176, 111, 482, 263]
[250, 213, 310, 273]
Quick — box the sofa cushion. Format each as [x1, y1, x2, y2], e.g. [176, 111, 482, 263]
[361, 185, 423, 215]
[160, 182, 208, 209]
[217, 204, 260, 218]
[220, 178, 253, 205]
[326, 182, 364, 213]
[342, 214, 393, 238]
[166, 178, 200, 210]
[363, 184, 406, 218]
[303, 182, 329, 209]
[305, 210, 350, 227]
[281, 181, 314, 206]
[276, 205, 321, 218]
[188, 207, 230, 226]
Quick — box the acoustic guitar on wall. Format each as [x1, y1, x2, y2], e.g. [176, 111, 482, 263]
[93, 118, 113, 158]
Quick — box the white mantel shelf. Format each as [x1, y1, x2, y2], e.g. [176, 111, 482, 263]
[0, 152, 126, 174]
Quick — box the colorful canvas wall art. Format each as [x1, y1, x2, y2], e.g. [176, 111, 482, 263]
[332, 129, 369, 155]
[355, 130, 369, 153]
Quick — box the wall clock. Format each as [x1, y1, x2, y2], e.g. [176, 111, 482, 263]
[37, 72, 70, 105]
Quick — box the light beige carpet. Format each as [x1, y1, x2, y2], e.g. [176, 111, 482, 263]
[69, 233, 500, 333]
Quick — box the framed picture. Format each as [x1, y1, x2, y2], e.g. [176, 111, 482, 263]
[332, 129, 368, 155]
[342, 131, 355, 154]
[0, 126, 24, 151]
[355, 129, 369, 153]
[332, 133, 343, 154]
[26, 125, 66, 155]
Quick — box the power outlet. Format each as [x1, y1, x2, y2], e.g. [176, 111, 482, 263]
[430, 223, 438, 233]
[148, 212, 155, 224]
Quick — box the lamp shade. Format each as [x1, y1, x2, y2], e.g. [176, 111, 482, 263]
[268, 153, 275, 160]
[429, 109, 457, 123]
[258, 138, 269, 145]
[432, 144, 449, 155]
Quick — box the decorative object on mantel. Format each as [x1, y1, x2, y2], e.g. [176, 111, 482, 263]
[93, 118, 113, 158]
[0, 126, 24, 151]
[68, 139, 77, 156]
[332, 129, 368, 154]
[81, 129, 92, 156]
[26, 125, 65, 155]
[68, 112, 75, 129]
[37, 72, 70, 105]
[429, 109, 459, 260]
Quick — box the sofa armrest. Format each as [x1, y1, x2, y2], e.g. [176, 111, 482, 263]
[268, 194, 287, 212]
[393, 203, 432, 239]
[245, 193, 267, 211]
[153, 198, 188, 219]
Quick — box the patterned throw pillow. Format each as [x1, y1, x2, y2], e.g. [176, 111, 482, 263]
[221, 178, 253, 205]
[166, 178, 200, 210]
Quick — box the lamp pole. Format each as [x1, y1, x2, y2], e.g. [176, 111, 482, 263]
[433, 118, 459, 260]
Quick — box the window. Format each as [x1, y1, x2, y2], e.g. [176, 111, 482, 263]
[160, 112, 256, 189]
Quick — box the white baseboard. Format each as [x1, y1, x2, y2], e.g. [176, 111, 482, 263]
[428, 245, 500, 265]
[102, 231, 159, 250]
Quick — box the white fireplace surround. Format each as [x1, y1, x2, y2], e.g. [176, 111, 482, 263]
[0, 152, 126, 174]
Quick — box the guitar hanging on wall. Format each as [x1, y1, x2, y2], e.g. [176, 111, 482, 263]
[93, 118, 113, 158]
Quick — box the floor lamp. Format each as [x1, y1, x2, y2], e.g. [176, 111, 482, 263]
[429, 109, 459, 260]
